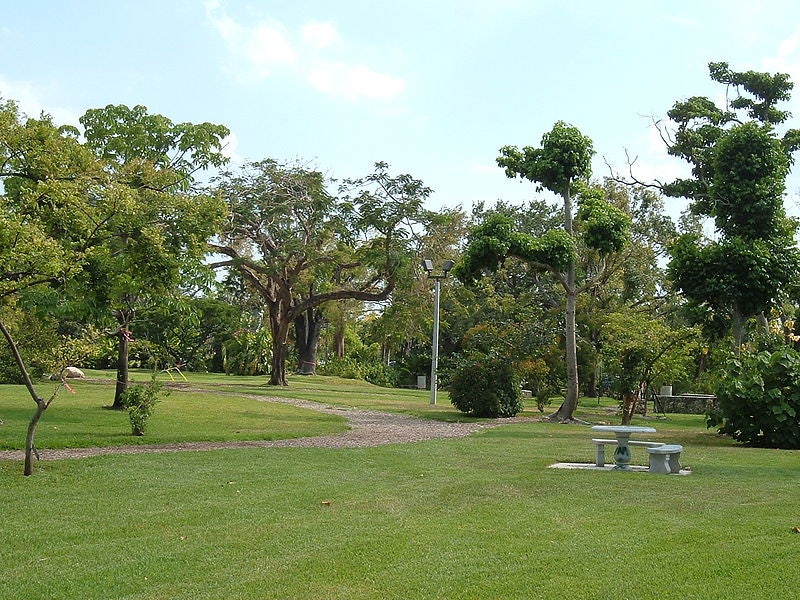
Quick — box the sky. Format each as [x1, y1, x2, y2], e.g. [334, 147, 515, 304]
[4, 0, 800, 222]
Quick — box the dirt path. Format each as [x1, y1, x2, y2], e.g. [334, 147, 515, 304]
[0, 393, 523, 462]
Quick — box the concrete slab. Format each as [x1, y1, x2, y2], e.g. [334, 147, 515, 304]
[549, 462, 691, 475]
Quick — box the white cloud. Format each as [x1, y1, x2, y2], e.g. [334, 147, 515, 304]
[246, 22, 296, 75]
[302, 22, 340, 50]
[207, 2, 295, 77]
[763, 27, 800, 85]
[206, 2, 405, 102]
[0, 76, 78, 126]
[306, 61, 406, 101]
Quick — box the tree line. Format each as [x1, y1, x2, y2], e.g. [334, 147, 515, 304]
[4, 60, 800, 474]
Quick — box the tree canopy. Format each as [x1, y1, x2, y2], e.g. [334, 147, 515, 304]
[663, 62, 800, 346]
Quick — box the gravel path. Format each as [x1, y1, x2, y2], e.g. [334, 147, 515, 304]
[0, 393, 522, 462]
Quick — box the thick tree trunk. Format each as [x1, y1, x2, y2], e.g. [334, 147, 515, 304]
[294, 308, 324, 375]
[333, 327, 346, 358]
[268, 304, 290, 386]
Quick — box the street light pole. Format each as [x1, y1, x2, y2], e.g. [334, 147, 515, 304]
[430, 277, 442, 405]
[422, 259, 454, 405]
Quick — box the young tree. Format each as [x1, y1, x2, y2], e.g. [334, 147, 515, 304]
[456, 122, 629, 422]
[211, 160, 429, 385]
[0, 98, 100, 474]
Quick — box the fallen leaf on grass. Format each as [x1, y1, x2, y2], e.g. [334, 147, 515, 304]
[321, 500, 332, 506]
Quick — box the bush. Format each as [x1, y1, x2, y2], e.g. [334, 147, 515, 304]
[708, 347, 800, 448]
[448, 356, 523, 418]
[319, 357, 398, 388]
[120, 378, 168, 436]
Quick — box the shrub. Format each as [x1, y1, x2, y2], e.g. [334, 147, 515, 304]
[120, 377, 168, 436]
[708, 347, 800, 448]
[320, 357, 398, 388]
[449, 356, 523, 418]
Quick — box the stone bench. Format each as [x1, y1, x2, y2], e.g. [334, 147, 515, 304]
[647, 444, 683, 474]
[591, 438, 664, 467]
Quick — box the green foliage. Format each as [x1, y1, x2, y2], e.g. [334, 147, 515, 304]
[601, 311, 699, 398]
[319, 356, 399, 388]
[664, 62, 800, 341]
[453, 213, 576, 284]
[709, 346, 800, 448]
[497, 120, 594, 194]
[711, 123, 789, 239]
[120, 376, 168, 436]
[0, 307, 60, 383]
[668, 234, 800, 321]
[222, 329, 271, 376]
[576, 184, 631, 254]
[448, 355, 522, 417]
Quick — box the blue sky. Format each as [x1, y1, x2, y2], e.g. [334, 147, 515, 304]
[4, 0, 800, 220]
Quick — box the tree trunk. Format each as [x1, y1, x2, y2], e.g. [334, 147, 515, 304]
[550, 283, 580, 421]
[294, 308, 324, 375]
[621, 390, 637, 426]
[268, 302, 290, 386]
[549, 185, 581, 423]
[333, 327, 346, 358]
[24, 400, 47, 476]
[111, 305, 135, 409]
[586, 364, 598, 399]
[112, 326, 130, 409]
[0, 318, 50, 476]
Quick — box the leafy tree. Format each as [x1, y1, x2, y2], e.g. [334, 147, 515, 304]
[135, 295, 242, 372]
[661, 62, 800, 347]
[577, 181, 678, 397]
[0, 97, 102, 474]
[601, 311, 699, 424]
[211, 160, 429, 385]
[76, 104, 229, 407]
[456, 122, 629, 422]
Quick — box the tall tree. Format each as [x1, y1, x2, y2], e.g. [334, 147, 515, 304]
[211, 160, 429, 385]
[456, 122, 629, 422]
[0, 97, 101, 474]
[77, 104, 229, 407]
[661, 62, 800, 347]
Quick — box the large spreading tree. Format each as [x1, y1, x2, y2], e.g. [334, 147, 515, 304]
[211, 160, 432, 385]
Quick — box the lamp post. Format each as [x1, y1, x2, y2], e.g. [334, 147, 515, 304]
[422, 259, 454, 405]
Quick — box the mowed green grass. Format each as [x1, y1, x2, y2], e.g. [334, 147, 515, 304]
[0, 374, 349, 450]
[2, 371, 800, 599]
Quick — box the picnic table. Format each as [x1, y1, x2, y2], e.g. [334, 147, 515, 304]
[590, 425, 657, 470]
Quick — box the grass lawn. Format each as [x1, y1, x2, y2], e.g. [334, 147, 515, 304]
[2, 371, 800, 599]
[0, 374, 349, 450]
